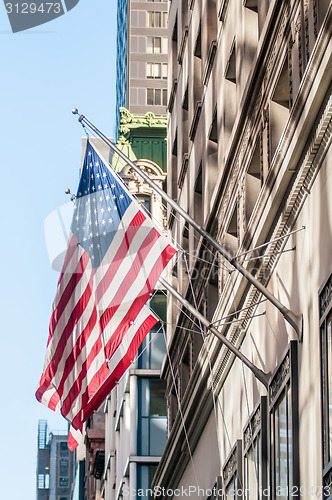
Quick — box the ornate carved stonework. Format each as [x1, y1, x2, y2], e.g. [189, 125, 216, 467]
[304, 0, 310, 62]
[313, 0, 318, 37]
[320, 275, 332, 319]
[269, 351, 290, 404]
[244, 405, 261, 450]
[223, 444, 238, 485]
[288, 37, 293, 107]
[263, 0, 291, 90]
[118, 107, 167, 138]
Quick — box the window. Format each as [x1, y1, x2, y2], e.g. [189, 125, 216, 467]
[269, 341, 299, 499]
[147, 63, 166, 80]
[38, 474, 49, 489]
[60, 442, 68, 451]
[223, 440, 242, 499]
[270, 59, 290, 160]
[59, 477, 69, 487]
[147, 11, 167, 27]
[147, 62, 161, 79]
[243, 398, 268, 499]
[245, 139, 262, 223]
[138, 378, 167, 455]
[146, 36, 167, 54]
[225, 203, 238, 254]
[138, 293, 166, 369]
[147, 88, 167, 106]
[193, 25, 202, 104]
[224, 39, 237, 144]
[137, 465, 158, 499]
[320, 274, 332, 488]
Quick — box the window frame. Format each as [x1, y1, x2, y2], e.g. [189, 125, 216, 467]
[319, 274, 332, 496]
[222, 440, 243, 499]
[269, 341, 299, 500]
[243, 396, 268, 499]
[137, 377, 167, 456]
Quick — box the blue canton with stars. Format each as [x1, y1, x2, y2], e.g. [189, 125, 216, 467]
[72, 141, 134, 269]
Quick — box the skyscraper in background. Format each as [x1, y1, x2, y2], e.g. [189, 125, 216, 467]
[115, 0, 168, 137]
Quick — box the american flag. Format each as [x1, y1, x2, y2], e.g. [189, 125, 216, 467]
[36, 141, 176, 436]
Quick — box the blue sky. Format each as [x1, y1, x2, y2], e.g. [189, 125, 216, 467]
[0, 1, 116, 496]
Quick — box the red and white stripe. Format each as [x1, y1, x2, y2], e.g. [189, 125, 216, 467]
[36, 197, 176, 436]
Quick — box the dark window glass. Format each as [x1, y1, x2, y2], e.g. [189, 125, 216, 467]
[147, 88, 154, 105]
[162, 88, 168, 106]
[136, 194, 151, 214]
[320, 277, 332, 472]
[138, 379, 167, 455]
[59, 477, 69, 487]
[244, 436, 260, 499]
[271, 385, 293, 498]
[138, 292, 166, 369]
[137, 465, 158, 499]
[155, 89, 161, 105]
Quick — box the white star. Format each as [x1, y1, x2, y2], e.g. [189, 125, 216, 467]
[114, 206, 118, 211]
[103, 172, 107, 178]
[99, 196, 103, 202]
[75, 215, 79, 221]
[89, 232, 93, 239]
[113, 195, 116, 199]
[96, 173, 100, 179]
[104, 184, 108, 189]
[96, 232, 99, 237]
[88, 152, 92, 156]
[91, 174, 94, 180]
[91, 255, 95, 260]
[106, 195, 110, 201]
[94, 209, 97, 215]
[95, 220, 98, 226]
[107, 207, 111, 212]
[109, 218, 113, 223]
[92, 186, 95, 191]
[93, 197, 96, 203]
[89, 220, 92, 226]
[103, 231, 107, 236]
[85, 201, 89, 206]
[98, 185, 102, 190]
[89, 162, 93, 168]
[111, 183, 115, 189]
[83, 237, 87, 242]
[119, 194, 124, 199]
[95, 162, 99, 167]
[97, 244, 100, 249]
[100, 208, 104, 213]
[102, 220, 106, 225]
[89, 244, 93, 250]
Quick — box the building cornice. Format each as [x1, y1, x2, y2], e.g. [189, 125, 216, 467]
[119, 107, 167, 137]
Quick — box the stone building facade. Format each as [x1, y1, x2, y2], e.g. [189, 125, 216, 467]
[151, 0, 332, 498]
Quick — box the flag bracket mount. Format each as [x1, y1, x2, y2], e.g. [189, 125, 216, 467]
[72, 109, 303, 342]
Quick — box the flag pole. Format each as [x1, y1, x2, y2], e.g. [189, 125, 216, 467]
[72, 109, 302, 339]
[159, 276, 270, 388]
